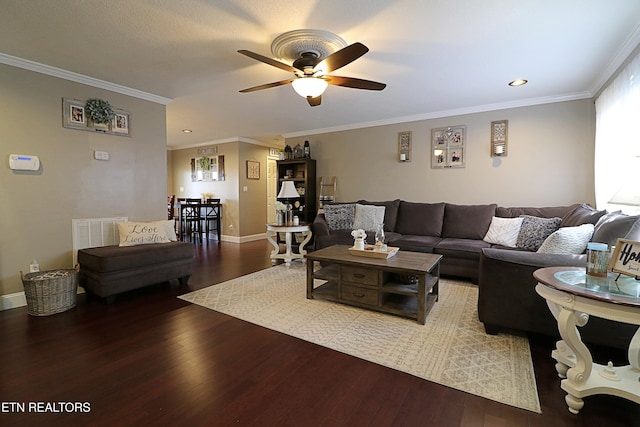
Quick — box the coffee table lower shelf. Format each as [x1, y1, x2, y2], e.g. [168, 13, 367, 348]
[311, 279, 438, 321]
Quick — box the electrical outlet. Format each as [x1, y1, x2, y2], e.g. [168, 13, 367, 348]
[94, 150, 109, 161]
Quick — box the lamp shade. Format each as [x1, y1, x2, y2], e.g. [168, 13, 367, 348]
[291, 77, 328, 98]
[277, 180, 299, 199]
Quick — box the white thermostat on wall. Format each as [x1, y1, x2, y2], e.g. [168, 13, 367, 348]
[9, 154, 40, 171]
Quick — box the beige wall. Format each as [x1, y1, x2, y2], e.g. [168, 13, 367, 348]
[286, 99, 596, 207]
[0, 65, 167, 298]
[168, 141, 269, 239]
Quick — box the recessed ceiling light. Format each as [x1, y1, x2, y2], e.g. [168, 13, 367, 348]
[182, 129, 193, 133]
[508, 79, 528, 87]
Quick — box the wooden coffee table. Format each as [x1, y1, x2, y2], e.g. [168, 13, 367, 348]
[305, 245, 442, 324]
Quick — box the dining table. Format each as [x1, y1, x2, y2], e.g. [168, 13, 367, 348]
[175, 200, 222, 242]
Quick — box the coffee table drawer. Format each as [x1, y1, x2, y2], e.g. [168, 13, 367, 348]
[341, 284, 378, 306]
[341, 266, 379, 286]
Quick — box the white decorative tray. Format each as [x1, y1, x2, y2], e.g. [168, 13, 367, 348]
[348, 245, 399, 259]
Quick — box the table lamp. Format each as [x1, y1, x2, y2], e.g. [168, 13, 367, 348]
[277, 180, 299, 225]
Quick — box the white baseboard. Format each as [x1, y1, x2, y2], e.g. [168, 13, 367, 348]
[220, 233, 267, 244]
[0, 291, 27, 311]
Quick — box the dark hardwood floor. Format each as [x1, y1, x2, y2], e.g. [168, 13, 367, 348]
[1, 240, 639, 426]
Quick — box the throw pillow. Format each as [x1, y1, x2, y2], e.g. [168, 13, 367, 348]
[516, 215, 562, 251]
[591, 211, 640, 247]
[561, 203, 607, 227]
[323, 204, 355, 230]
[117, 221, 173, 247]
[624, 218, 640, 241]
[483, 216, 524, 247]
[353, 204, 386, 232]
[537, 224, 594, 254]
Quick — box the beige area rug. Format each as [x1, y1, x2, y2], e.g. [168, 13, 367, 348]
[179, 264, 541, 413]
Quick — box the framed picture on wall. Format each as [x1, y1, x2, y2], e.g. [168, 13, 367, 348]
[111, 110, 130, 135]
[246, 160, 260, 179]
[62, 98, 87, 130]
[431, 125, 466, 168]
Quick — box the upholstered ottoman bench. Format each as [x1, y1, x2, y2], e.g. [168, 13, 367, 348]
[78, 241, 194, 302]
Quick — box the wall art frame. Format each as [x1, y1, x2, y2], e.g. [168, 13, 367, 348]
[62, 98, 87, 130]
[62, 97, 131, 137]
[191, 155, 225, 182]
[111, 110, 130, 135]
[491, 120, 508, 156]
[246, 160, 260, 180]
[398, 131, 412, 162]
[431, 125, 466, 168]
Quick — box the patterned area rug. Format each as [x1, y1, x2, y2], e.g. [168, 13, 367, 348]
[179, 264, 541, 413]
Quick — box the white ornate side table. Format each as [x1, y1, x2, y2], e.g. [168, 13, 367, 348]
[534, 266, 640, 414]
[266, 223, 312, 267]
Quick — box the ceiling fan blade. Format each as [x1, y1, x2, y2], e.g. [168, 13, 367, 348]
[239, 79, 295, 93]
[307, 95, 322, 107]
[317, 42, 369, 73]
[238, 50, 298, 73]
[325, 76, 386, 91]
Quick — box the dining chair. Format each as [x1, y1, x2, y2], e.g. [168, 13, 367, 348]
[204, 198, 221, 241]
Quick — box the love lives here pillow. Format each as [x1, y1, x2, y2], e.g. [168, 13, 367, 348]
[117, 220, 176, 247]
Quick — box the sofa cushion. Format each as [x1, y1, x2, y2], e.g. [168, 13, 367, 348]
[516, 215, 562, 251]
[78, 241, 194, 273]
[591, 211, 640, 247]
[561, 203, 607, 227]
[323, 204, 355, 230]
[442, 203, 497, 239]
[435, 238, 492, 260]
[537, 224, 594, 254]
[388, 235, 442, 253]
[357, 199, 401, 231]
[395, 201, 445, 236]
[353, 204, 385, 231]
[496, 204, 579, 219]
[483, 216, 524, 247]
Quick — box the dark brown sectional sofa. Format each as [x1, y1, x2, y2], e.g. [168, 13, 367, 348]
[312, 200, 640, 348]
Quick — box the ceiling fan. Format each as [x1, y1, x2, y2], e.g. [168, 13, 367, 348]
[238, 31, 386, 107]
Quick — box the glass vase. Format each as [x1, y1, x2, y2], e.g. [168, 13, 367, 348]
[375, 223, 385, 245]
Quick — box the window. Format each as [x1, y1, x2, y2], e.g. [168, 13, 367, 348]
[595, 51, 640, 213]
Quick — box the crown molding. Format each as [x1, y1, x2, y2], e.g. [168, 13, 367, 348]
[590, 24, 640, 97]
[283, 91, 593, 139]
[0, 52, 172, 105]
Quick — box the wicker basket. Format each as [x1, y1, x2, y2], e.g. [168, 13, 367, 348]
[21, 267, 79, 316]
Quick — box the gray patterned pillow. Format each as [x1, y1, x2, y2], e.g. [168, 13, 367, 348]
[516, 215, 562, 251]
[323, 204, 355, 230]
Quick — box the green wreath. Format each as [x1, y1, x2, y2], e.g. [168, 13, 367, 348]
[85, 99, 115, 124]
[197, 157, 211, 170]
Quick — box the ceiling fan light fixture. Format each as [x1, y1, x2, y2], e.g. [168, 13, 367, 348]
[291, 77, 328, 98]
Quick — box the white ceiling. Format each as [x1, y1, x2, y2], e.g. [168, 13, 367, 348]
[1, 0, 640, 149]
